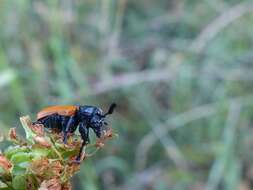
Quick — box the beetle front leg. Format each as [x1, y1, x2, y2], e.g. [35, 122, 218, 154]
[76, 123, 89, 161]
[63, 116, 75, 144]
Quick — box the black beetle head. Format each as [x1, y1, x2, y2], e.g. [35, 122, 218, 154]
[79, 103, 116, 138]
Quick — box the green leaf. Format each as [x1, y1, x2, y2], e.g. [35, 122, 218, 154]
[12, 175, 26, 190]
[11, 166, 26, 176]
[17, 162, 30, 169]
[10, 152, 32, 165]
[0, 187, 12, 190]
[0, 187, 10, 190]
[61, 148, 79, 159]
[0, 180, 7, 188]
[19, 116, 36, 143]
[30, 148, 50, 160]
[0, 167, 6, 174]
[4, 146, 29, 160]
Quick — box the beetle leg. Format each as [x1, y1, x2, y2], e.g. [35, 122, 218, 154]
[76, 123, 89, 161]
[76, 141, 86, 162]
[63, 116, 75, 144]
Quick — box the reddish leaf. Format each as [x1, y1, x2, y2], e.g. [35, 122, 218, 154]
[9, 128, 17, 140]
[39, 178, 61, 190]
[33, 136, 51, 148]
[0, 155, 12, 172]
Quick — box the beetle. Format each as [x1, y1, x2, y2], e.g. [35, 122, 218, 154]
[33, 103, 116, 160]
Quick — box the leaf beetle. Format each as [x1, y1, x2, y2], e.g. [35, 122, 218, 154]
[33, 103, 116, 160]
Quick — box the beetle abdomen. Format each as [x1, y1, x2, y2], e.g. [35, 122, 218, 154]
[38, 114, 63, 131]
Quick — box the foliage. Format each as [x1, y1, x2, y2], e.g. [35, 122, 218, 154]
[0, 116, 114, 190]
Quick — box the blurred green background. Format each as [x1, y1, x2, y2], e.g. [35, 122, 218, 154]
[1, 0, 253, 189]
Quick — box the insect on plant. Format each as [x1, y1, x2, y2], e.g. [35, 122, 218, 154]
[33, 103, 117, 160]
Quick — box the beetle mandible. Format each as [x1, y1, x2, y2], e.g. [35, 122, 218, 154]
[33, 103, 116, 160]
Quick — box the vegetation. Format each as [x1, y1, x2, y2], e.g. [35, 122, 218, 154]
[0, 116, 113, 189]
[0, 0, 253, 189]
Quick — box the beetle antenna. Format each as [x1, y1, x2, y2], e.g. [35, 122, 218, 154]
[103, 103, 116, 117]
